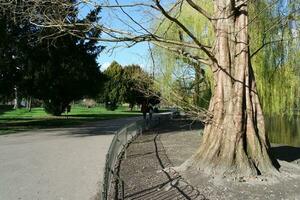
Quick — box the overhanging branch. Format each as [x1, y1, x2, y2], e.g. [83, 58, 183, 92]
[251, 36, 300, 58]
[154, 0, 216, 63]
[154, 42, 211, 66]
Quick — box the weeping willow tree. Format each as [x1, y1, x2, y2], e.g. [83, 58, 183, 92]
[153, 1, 214, 118]
[155, 0, 300, 118]
[152, 0, 299, 176]
[250, 0, 300, 117]
[153, 47, 212, 117]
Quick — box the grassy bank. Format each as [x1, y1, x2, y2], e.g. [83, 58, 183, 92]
[0, 105, 141, 135]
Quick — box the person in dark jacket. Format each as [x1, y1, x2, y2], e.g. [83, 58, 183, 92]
[141, 101, 148, 120]
[148, 104, 153, 120]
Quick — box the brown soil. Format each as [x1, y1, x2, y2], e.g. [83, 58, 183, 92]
[115, 118, 300, 200]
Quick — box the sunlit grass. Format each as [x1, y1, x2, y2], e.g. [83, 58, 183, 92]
[0, 105, 140, 135]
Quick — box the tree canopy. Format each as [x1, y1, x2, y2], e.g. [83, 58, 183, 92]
[0, 1, 105, 115]
[100, 61, 158, 110]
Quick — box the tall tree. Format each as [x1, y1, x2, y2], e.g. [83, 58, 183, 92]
[177, 1, 277, 176]
[123, 64, 156, 110]
[0, 8, 38, 106]
[101, 61, 124, 110]
[28, 5, 104, 115]
[0, 1, 104, 115]
[28, 36, 103, 115]
[153, 1, 279, 176]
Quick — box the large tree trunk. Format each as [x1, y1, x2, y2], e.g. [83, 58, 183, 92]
[13, 86, 19, 109]
[27, 96, 32, 112]
[180, 0, 279, 176]
[193, 64, 201, 106]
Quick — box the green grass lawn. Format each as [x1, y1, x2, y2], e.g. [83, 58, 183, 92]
[0, 105, 141, 135]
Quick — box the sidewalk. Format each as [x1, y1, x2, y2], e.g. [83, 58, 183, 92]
[0, 116, 143, 200]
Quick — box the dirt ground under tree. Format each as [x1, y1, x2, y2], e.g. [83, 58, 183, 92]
[114, 118, 300, 200]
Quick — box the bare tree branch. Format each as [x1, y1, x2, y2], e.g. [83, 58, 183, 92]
[154, 42, 211, 66]
[154, 0, 216, 63]
[251, 36, 300, 58]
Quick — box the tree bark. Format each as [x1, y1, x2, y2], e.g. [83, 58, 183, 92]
[180, 0, 279, 176]
[27, 96, 32, 112]
[193, 64, 202, 106]
[13, 86, 19, 109]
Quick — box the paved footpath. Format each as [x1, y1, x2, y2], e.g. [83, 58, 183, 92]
[0, 116, 142, 200]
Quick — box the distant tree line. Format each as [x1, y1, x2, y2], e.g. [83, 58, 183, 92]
[99, 61, 159, 111]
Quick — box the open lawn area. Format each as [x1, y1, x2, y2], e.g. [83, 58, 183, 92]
[0, 105, 141, 135]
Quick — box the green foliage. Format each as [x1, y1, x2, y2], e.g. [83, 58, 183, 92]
[0, 14, 33, 100]
[100, 61, 158, 110]
[249, 0, 300, 117]
[101, 61, 124, 110]
[152, 1, 214, 110]
[27, 35, 104, 115]
[123, 64, 157, 109]
[154, 0, 300, 117]
[0, 2, 105, 116]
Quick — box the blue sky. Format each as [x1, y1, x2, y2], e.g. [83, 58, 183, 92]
[79, 0, 152, 72]
[97, 42, 150, 71]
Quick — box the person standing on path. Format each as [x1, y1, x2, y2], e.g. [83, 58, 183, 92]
[148, 104, 154, 120]
[141, 101, 148, 120]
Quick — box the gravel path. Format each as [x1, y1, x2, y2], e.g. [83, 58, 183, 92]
[118, 118, 300, 200]
[0, 116, 142, 200]
[159, 119, 300, 200]
[116, 119, 205, 200]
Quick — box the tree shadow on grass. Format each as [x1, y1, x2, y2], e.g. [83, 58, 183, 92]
[0, 113, 141, 136]
[0, 118, 92, 135]
[0, 118, 110, 136]
[0, 105, 14, 115]
[65, 113, 140, 118]
[271, 146, 300, 162]
[1, 118, 91, 126]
